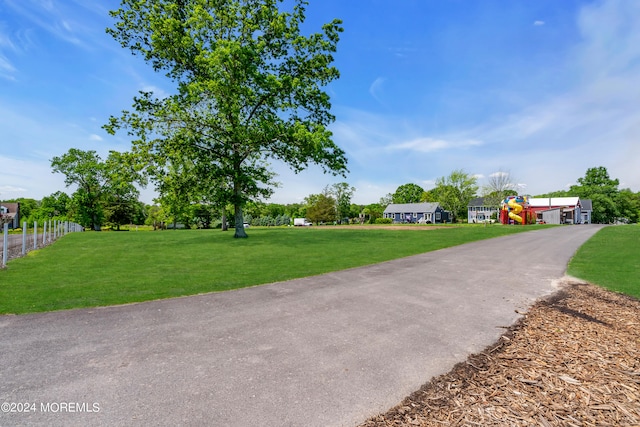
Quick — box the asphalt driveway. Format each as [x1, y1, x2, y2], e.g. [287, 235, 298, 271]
[0, 225, 603, 426]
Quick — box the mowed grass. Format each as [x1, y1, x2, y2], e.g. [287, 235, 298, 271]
[568, 225, 640, 299]
[0, 225, 547, 314]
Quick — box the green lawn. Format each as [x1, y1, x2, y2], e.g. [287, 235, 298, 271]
[568, 225, 640, 298]
[0, 225, 544, 314]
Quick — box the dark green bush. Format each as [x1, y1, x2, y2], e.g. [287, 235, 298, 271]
[375, 218, 392, 224]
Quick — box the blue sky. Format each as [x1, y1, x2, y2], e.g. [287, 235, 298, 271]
[1, 0, 639, 205]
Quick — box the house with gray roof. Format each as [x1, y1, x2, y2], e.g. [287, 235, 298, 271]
[383, 203, 449, 224]
[467, 197, 500, 223]
[0, 202, 20, 229]
[579, 199, 592, 224]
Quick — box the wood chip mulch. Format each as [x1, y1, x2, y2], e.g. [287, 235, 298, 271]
[361, 280, 640, 427]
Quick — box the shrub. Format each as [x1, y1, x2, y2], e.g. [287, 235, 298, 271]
[375, 218, 392, 224]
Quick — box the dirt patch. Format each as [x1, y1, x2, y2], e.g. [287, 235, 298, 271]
[360, 281, 640, 426]
[320, 225, 453, 231]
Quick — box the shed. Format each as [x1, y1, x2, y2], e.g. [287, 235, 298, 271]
[528, 197, 582, 224]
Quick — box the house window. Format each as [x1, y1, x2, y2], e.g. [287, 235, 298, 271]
[436, 212, 441, 220]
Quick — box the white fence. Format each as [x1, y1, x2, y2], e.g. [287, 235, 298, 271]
[1, 220, 84, 268]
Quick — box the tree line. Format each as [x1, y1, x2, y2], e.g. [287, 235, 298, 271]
[8, 162, 635, 231]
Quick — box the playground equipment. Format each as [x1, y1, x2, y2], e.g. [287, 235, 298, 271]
[500, 195, 535, 225]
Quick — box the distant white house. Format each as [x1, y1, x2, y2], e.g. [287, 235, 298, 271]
[383, 203, 449, 224]
[467, 197, 500, 223]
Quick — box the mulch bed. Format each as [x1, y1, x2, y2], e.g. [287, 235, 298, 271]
[361, 280, 640, 426]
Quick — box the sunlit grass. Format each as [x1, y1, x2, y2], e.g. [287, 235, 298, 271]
[568, 225, 640, 298]
[0, 225, 549, 314]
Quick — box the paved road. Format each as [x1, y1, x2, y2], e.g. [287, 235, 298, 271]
[0, 225, 603, 427]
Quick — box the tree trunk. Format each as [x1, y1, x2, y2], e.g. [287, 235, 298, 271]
[233, 204, 248, 238]
[221, 210, 228, 231]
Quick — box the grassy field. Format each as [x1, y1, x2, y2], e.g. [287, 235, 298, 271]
[568, 225, 640, 298]
[0, 225, 544, 314]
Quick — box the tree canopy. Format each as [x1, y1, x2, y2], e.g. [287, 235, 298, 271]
[392, 183, 425, 204]
[433, 169, 478, 222]
[326, 182, 355, 223]
[51, 149, 142, 230]
[570, 166, 622, 223]
[104, 0, 347, 238]
[305, 192, 336, 224]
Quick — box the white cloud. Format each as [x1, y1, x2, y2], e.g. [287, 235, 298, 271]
[369, 77, 385, 103]
[3, 0, 96, 49]
[0, 55, 16, 73]
[0, 25, 18, 79]
[533, 21, 545, 26]
[387, 137, 482, 153]
[0, 185, 27, 193]
[89, 134, 103, 141]
[0, 155, 68, 200]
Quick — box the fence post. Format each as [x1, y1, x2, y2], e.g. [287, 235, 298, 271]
[43, 221, 47, 246]
[34, 221, 38, 250]
[2, 223, 7, 267]
[22, 221, 27, 255]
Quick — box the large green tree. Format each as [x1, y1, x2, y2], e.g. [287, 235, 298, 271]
[392, 183, 424, 204]
[434, 169, 478, 223]
[305, 192, 336, 224]
[105, 0, 347, 238]
[570, 166, 620, 223]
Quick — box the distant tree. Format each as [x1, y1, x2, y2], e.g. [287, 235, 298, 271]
[569, 166, 620, 223]
[392, 183, 424, 204]
[305, 192, 336, 224]
[145, 205, 168, 230]
[348, 203, 363, 221]
[40, 192, 71, 219]
[617, 189, 640, 223]
[434, 169, 478, 223]
[481, 171, 517, 210]
[534, 190, 571, 198]
[422, 188, 441, 203]
[105, 0, 347, 238]
[51, 149, 107, 230]
[284, 203, 306, 219]
[51, 149, 143, 230]
[103, 152, 143, 230]
[379, 193, 393, 207]
[362, 203, 384, 224]
[327, 182, 355, 223]
[130, 201, 148, 225]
